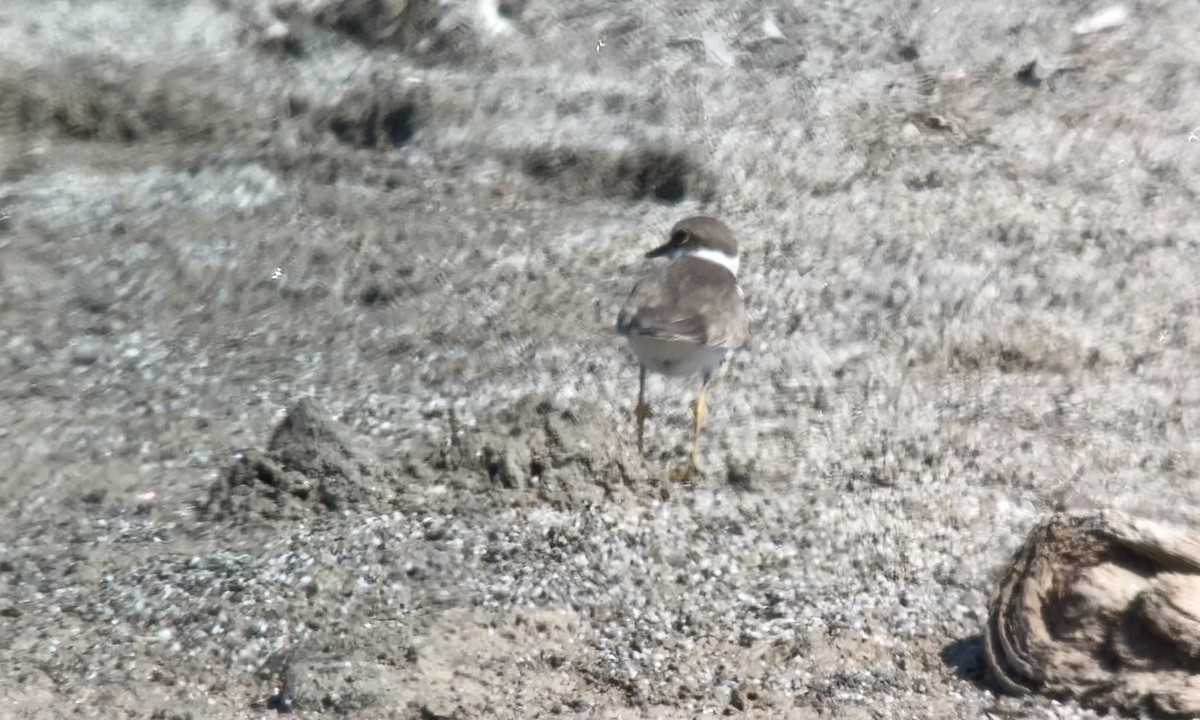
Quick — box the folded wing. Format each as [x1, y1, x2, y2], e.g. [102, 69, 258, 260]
[616, 257, 748, 349]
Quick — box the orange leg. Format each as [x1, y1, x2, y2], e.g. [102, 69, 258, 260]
[688, 377, 711, 474]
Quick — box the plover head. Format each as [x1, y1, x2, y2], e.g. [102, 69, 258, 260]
[644, 216, 740, 277]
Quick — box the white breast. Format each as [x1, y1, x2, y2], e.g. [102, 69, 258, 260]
[627, 335, 729, 378]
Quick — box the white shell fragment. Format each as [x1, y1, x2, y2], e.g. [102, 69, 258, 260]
[761, 14, 786, 41]
[701, 30, 734, 67]
[1071, 5, 1130, 36]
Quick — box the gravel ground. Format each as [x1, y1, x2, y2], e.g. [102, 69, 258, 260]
[2, 0, 1199, 718]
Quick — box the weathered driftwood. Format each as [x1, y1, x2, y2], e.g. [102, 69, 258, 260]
[985, 510, 1200, 717]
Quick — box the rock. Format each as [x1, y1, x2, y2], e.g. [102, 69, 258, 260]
[984, 510, 1200, 718]
[1015, 56, 1068, 87]
[71, 336, 105, 366]
[308, 0, 515, 63]
[265, 641, 391, 713]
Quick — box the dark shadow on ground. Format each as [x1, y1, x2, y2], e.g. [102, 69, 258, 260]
[941, 635, 989, 689]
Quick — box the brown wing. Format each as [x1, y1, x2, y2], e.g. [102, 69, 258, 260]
[616, 257, 748, 348]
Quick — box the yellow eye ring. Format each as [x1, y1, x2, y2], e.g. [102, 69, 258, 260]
[673, 229, 692, 245]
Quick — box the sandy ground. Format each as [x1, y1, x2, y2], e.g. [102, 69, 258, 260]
[2, 0, 1199, 717]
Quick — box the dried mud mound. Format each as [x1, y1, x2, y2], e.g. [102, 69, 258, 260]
[205, 394, 656, 525]
[985, 510, 1200, 718]
[419, 395, 659, 508]
[204, 398, 391, 521]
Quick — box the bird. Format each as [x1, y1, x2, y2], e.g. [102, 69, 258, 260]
[616, 216, 749, 476]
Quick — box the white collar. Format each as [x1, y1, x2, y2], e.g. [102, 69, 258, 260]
[687, 247, 739, 277]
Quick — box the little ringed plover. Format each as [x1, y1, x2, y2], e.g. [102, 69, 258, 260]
[616, 216, 749, 475]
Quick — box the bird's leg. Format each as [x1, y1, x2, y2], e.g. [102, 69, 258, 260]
[635, 365, 649, 456]
[688, 375, 712, 475]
